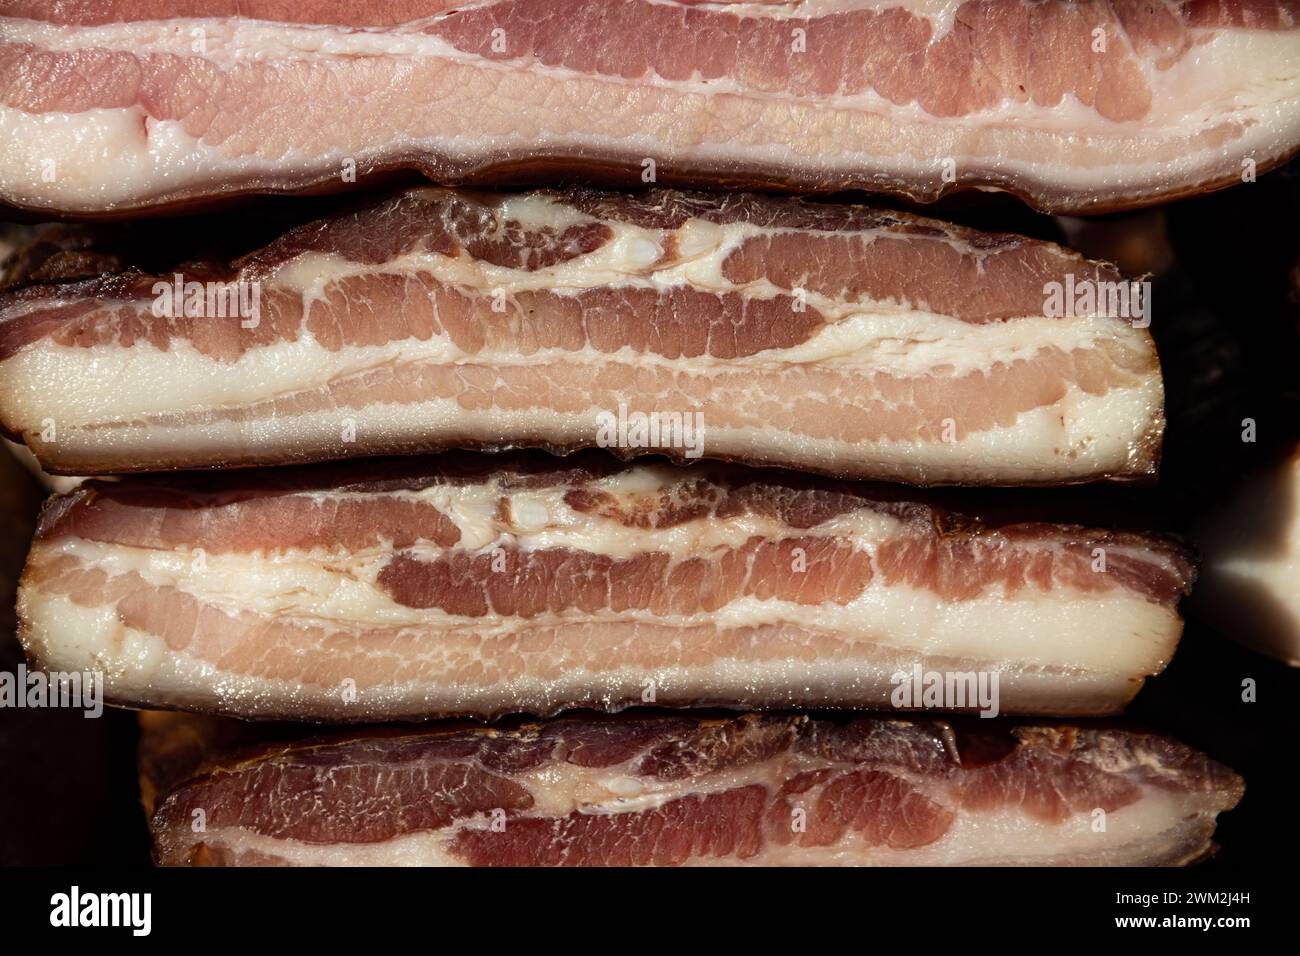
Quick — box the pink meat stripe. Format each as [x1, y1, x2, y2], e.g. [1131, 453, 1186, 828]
[20, 453, 1194, 720]
[0, 187, 1165, 484]
[141, 711, 1244, 866]
[0, 0, 1297, 215]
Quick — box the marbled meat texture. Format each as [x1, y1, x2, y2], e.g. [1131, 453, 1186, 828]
[142, 711, 1245, 866]
[0, 187, 1165, 484]
[20, 452, 1195, 720]
[1, 0, 1298, 214]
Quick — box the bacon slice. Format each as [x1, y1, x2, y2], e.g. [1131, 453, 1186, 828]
[139, 711, 1243, 866]
[0, 187, 1164, 484]
[1194, 444, 1300, 665]
[2, 0, 1298, 216]
[19, 453, 1194, 720]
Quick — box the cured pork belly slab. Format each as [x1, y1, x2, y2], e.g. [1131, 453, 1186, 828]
[1195, 445, 1300, 665]
[139, 711, 1243, 866]
[19, 453, 1193, 720]
[1, 1, 1298, 215]
[0, 187, 1164, 484]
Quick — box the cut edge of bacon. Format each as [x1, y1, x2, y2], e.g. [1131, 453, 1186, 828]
[139, 711, 1245, 867]
[3, 0, 1300, 217]
[0, 187, 1166, 485]
[18, 452, 1196, 722]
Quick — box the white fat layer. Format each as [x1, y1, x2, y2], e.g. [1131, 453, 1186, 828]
[170, 789, 1218, 867]
[1, 22, 1297, 211]
[6, 369, 1161, 483]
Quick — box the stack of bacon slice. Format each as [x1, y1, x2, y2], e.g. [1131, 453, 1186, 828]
[1, 0, 1272, 868]
[0, 187, 1234, 867]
